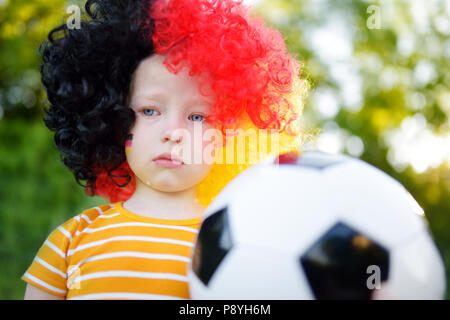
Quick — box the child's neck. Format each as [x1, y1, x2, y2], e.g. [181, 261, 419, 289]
[123, 181, 205, 221]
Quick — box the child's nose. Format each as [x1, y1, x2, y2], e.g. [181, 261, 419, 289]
[161, 117, 186, 144]
[161, 131, 183, 144]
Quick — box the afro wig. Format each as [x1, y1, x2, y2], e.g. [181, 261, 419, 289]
[40, 0, 308, 207]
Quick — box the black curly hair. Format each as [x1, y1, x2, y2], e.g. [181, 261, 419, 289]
[39, 0, 154, 193]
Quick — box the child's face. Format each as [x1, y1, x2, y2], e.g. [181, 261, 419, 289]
[126, 54, 217, 193]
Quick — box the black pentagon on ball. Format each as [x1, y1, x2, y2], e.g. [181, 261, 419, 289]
[276, 151, 344, 170]
[192, 206, 233, 286]
[300, 222, 389, 300]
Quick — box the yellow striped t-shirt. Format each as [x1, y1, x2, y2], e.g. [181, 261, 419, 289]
[21, 202, 202, 300]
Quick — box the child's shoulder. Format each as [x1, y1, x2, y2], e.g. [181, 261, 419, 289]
[76, 203, 116, 222]
[59, 203, 118, 235]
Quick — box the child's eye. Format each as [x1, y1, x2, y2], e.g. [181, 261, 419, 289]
[189, 114, 206, 122]
[142, 108, 159, 116]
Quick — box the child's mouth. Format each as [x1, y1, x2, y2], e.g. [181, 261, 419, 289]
[153, 158, 184, 168]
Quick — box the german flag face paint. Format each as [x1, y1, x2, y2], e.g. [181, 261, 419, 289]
[125, 134, 133, 156]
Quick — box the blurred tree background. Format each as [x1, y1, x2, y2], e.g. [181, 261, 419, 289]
[0, 0, 449, 299]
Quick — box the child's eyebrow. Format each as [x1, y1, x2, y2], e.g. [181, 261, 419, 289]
[129, 93, 165, 108]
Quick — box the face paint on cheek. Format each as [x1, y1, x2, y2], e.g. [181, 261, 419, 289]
[125, 134, 133, 156]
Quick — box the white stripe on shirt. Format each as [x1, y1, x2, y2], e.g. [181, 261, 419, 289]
[67, 236, 194, 257]
[93, 206, 110, 215]
[44, 240, 66, 259]
[80, 214, 92, 224]
[67, 251, 190, 277]
[57, 226, 72, 242]
[80, 222, 199, 234]
[70, 270, 188, 287]
[98, 212, 121, 219]
[23, 272, 66, 295]
[35, 256, 67, 279]
[67, 292, 185, 300]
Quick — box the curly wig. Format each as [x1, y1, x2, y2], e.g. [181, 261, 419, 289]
[40, 0, 308, 207]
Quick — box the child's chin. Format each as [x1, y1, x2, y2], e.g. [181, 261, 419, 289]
[150, 179, 192, 193]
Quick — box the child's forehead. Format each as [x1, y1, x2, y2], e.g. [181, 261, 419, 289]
[129, 54, 216, 104]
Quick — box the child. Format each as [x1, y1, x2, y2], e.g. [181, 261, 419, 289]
[22, 0, 307, 299]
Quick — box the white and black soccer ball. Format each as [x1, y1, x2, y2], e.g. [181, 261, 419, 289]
[188, 151, 446, 299]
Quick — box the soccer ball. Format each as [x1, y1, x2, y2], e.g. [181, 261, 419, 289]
[188, 151, 446, 299]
